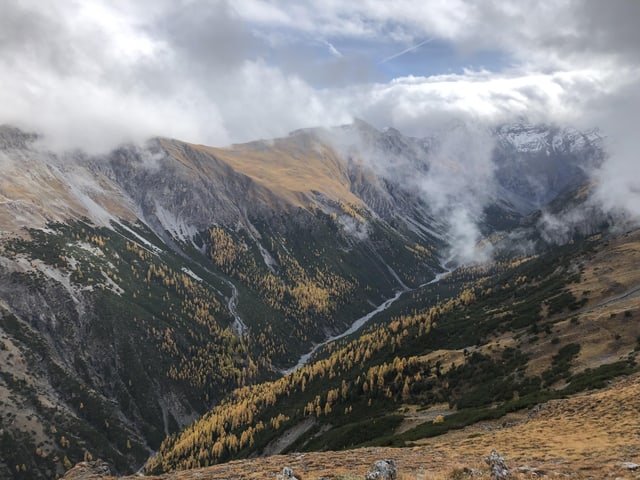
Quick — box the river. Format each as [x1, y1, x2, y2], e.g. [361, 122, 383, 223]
[281, 266, 451, 375]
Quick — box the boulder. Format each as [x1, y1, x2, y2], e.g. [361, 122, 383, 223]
[365, 459, 398, 480]
[485, 450, 510, 480]
[517, 465, 546, 476]
[621, 462, 640, 471]
[463, 467, 483, 476]
[276, 466, 301, 480]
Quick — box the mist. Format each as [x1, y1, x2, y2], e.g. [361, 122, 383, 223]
[412, 122, 496, 265]
[324, 118, 497, 266]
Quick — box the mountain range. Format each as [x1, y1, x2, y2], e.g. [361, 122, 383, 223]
[0, 120, 635, 479]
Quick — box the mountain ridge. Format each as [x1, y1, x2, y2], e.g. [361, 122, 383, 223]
[0, 120, 625, 479]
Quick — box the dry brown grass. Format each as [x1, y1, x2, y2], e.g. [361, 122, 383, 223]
[462, 229, 640, 381]
[189, 138, 364, 209]
[522, 231, 640, 379]
[0, 155, 138, 235]
[107, 373, 640, 480]
[411, 372, 640, 478]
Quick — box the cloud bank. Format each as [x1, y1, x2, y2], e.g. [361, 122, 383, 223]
[0, 0, 638, 227]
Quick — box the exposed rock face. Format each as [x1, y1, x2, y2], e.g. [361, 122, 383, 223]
[485, 450, 510, 480]
[494, 123, 603, 215]
[365, 459, 398, 480]
[62, 460, 111, 479]
[517, 465, 546, 476]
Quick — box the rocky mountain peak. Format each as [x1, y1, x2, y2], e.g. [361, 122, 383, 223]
[0, 124, 39, 150]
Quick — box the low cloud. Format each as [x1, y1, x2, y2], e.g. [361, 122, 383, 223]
[412, 121, 496, 265]
[587, 78, 640, 223]
[326, 119, 497, 266]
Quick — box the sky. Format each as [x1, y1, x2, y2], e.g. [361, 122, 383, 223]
[0, 0, 639, 224]
[0, 0, 637, 148]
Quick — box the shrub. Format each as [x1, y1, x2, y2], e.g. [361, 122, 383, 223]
[432, 415, 445, 424]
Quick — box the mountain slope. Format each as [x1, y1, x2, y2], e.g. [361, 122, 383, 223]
[0, 120, 612, 478]
[148, 228, 639, 473]
[74, 372, 640, 479]
[0, 123, 442, 478]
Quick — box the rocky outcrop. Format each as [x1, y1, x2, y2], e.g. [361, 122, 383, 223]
[485, 450, 510, 480]
[62, 461, 111, 479]
[276, 466, 300, 480]
[365, 459, 398, 480]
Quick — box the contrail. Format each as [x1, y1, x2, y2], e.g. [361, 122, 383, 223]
[323, 40, 343, 58]
[379, 37, 434, 64]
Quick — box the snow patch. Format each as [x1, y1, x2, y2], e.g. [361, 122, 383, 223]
[503, 128, 549, 153]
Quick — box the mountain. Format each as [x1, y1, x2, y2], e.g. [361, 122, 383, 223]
[493, 123, 603, 214]
[0, 120, 621, 479]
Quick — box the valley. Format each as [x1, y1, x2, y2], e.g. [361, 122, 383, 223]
[146, 228, 639, 475]
[0, 121, 637, 480]
[3, 1, 640, 479]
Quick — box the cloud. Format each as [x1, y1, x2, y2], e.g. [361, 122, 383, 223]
[347, 69, 611, 136]
[0, 0, 638, 229]
[411, 121, 496, 265]
[587, 77, 640, 222]
[325, 118, 497, 266]
[0, 0, 220, 152]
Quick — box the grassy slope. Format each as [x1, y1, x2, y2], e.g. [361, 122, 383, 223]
[116, 372, 640, 480]
[148, 228, 640, 474]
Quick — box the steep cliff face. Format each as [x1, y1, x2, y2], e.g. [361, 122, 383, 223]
[0, 121, 605, 478]
[493, 123, 603, 214]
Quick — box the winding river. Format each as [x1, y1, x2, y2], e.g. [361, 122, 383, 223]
[281, 266, 451, 374]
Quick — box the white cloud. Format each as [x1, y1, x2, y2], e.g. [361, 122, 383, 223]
[0, 0, 638, 228]
[341, 69, 613, 138]
[588, 75, 640, 221]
